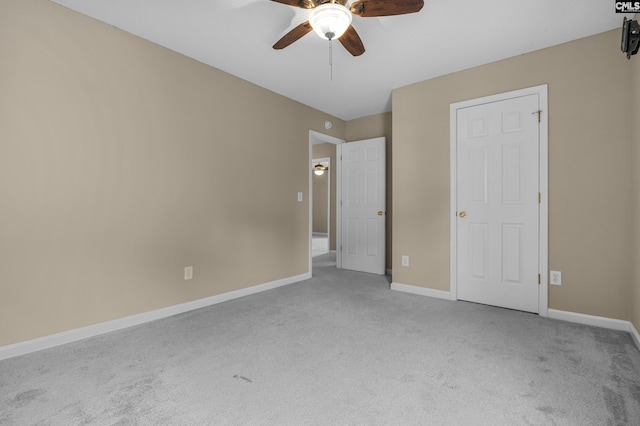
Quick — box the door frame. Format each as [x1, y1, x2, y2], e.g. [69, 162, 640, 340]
[449, 84, 549, 317]
[309, 130, 344, 274]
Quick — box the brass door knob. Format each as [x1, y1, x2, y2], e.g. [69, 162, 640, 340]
[459, 211, 467, 218]
[378, 211, 384, 216]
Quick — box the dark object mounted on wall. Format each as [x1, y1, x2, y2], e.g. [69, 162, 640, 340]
[621, 17, 640, 59]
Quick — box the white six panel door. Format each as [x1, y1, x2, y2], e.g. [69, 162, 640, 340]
[341, 137, 386, 275]
[456, 94, 540, 313]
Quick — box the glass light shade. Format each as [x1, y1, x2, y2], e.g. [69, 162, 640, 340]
[309, 3, 352, 41]
[313, 163, 327, 175]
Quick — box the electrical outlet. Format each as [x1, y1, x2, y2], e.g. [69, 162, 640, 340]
[184, 266, 193, 280]
[402, 256, 409, 267]
[550, 270, 561, 286]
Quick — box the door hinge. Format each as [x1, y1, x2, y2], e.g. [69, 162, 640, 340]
[538, 274, 541, 284]
[538, 192, 541, 204]
[532, 110, 541, 123]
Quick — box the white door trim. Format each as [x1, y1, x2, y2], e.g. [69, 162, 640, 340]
[309, 130, 344, 274]
[449, 85, 549, 317]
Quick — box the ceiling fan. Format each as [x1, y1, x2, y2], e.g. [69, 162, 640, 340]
[271, 0, 424, 56]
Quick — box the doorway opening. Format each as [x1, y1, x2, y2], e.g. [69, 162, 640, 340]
[312, 156, 331, 258]
[309, 131, 344, 275]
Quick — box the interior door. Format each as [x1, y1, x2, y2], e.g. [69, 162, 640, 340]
[456, 94, 540, 313]
[340, 137, 386, 275]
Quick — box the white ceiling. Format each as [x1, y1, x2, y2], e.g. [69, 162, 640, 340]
[51, 0, 630, 121]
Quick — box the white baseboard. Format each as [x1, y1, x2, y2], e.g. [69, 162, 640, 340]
[0, 272, 311, 362]
[547, 309, 630, 331]
[548, 308, 640, 352]
[631, 322, 640, 351]
[390, 282, 451, 301]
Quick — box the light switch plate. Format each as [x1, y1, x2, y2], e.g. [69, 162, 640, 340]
[184, 266, 193, 280]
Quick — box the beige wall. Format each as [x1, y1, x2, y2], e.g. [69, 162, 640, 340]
[0, 0, 346, 347]
[345, 112, 393, 269]
[632, 15, 640, 332]
[393, 29, 634, 320]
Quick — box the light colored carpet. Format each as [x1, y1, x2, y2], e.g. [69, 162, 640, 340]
[1, 252, 639, 425]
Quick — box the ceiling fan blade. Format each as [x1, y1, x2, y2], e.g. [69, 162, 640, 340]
[339, 25, 365, 57]
[273, 21, 314, 50]
[271, 0, 316, 9]
[313, 0, 346, 5]
[350, 0, 424, 17]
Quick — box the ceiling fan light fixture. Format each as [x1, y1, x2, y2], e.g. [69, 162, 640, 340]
[313, 163, 328, 175]
[309, 3, 352, 41]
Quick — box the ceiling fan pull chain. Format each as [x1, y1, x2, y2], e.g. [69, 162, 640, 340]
[329, 39, 333, 82]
